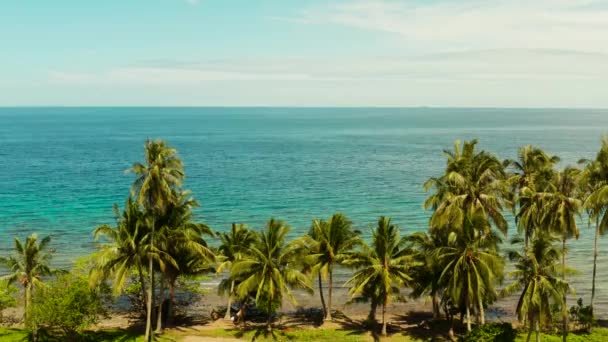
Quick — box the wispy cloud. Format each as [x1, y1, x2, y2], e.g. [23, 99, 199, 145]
[293, 0, 608, 54]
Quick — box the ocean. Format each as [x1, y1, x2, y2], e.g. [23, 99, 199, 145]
[2, 107, 608, 314]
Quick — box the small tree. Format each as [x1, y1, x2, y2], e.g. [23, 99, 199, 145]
[29, 273, 110, 341]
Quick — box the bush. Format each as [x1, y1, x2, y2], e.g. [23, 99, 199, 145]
[28, 273, 110, 341]
[0, 280, 18, 323]
[569, 298, 594, 332]
[463, 322, 517, 342]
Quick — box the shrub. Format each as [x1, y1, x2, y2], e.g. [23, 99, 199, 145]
[463, 322, 517, 342]
[0, 280, 18, 323]
[28, 273, 110, 341]
[569, 298, 594, 332]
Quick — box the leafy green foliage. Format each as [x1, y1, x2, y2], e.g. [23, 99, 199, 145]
[464, 322, 517, 342]
[569, 298, 594, 332]
[28, 273, 110, 340]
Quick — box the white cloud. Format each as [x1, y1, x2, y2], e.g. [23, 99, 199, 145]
[295, 0, 608, 54]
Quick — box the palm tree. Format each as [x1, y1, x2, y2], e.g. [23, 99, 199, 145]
[0, 233, 54, 323]
[91, 198, 149, 303]
[217, 223, 257, 320]
[345, 216, 420, 336]
[306, 213, 360, 321]
[437, 218, 505, 332]
[407, 230, 448, 319]
[507, 145, 559, 248]
[424, 139, 509, 237]
[128, 139, 184, 342]
[580, 137, 608, 313]
[231, 218, 312, 332]
[503, 234, 570, 342]
[542, 166, 582, 342]
[154, 191, 214, 332]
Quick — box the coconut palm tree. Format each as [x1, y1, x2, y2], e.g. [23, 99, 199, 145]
[217, 223, 257, 320]
[0, 233, 55, 323]
[231, 218, 312, 332]
[437, 217, 505, 332]
[543, 166, 582, 342]
[424, 139, 510, 237]
[345, 216, 420, 336]
[128, 139, 184, 342]
[306, 213, 360, 321]
[507, 145, 559, 248]
[407, 230, 449, 319]
[580, 137, 608, 313]
[154, 191, 214, 332]
[503, 234, 570, 342]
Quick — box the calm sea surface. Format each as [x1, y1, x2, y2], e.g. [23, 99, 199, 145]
[2, 107, 608, 313]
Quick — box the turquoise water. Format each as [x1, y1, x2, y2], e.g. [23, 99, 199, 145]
[2, 107, 608, 312]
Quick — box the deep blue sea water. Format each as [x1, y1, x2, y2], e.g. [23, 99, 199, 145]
[2, 107, 608, 313]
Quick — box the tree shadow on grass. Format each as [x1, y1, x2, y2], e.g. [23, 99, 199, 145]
[393, 312, 461, 342]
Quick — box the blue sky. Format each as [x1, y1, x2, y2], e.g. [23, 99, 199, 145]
[1, 0, 607, 107]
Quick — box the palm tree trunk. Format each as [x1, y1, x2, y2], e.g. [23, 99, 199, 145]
[535, 315, 541, 342]
[267, 301, 272, 332]
[137, 264, 148, 316]
[326, 268, 333, 321]
[562, 237, 567, 342]
[167, 278, 176, 327]
[592, 215, 599, 315]
[526, 317, 533, 342]
[317, 273, 327, 319]
[479, 299, 485, 325]
[145, 219, 155, 342]
[381, 296, 387, 336]
[466, 305, 472, 332]
[155, 273, 166, 333]
[24, 282, 31, 323]
[225, 280, 235, 320]
[432, 291, 440, 320]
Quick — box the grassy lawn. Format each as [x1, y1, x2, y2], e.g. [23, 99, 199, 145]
[2, 326, 608, 341]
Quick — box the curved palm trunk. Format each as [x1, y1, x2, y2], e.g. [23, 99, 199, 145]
[526, 316, 533, 342]
[145, 220, 155, 342]
[591, 215, 599, 316]
[479, 299, 485, 325]
[535, 318, 541, 342]
[326, 269, 333, 321]
[167, 278, 176, 327]
[137, 264, 148, 317]
[155, 273, 166, 333]
[317, 274, 327, 319]
[466, 304, 472, 332]
[225, 280, 235, 320]
[381, 296, 387, 336]
[562, 238, 567, 342]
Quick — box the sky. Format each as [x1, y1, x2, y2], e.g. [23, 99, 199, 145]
[1, 0, 607, 107]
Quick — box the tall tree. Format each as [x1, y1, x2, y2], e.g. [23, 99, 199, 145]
[128, 139, 185, 342]
[580, 137, 608, 314]
[306, 213, 360, 321]
[217, 223, 257, 320]
[437, 219, 505, 331]
[424, 139, 510, 236]
[345, 216, 420, 336]
[154, 191, 214, 332]
[507, 145, 559, 248]
[0, 233, 55, 323]
[503, 234, 570, 342]
[543, 166, 582, 342]
[91, 198, 149, 308]
[231, 218, 312, 332]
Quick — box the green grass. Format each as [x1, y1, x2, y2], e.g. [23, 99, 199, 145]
[0, 327, 28, 342]
[188, 327, 423, 341]
[515, 327, 608, 342]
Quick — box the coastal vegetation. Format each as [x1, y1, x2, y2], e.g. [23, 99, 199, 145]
[2, 137, 608, 341]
